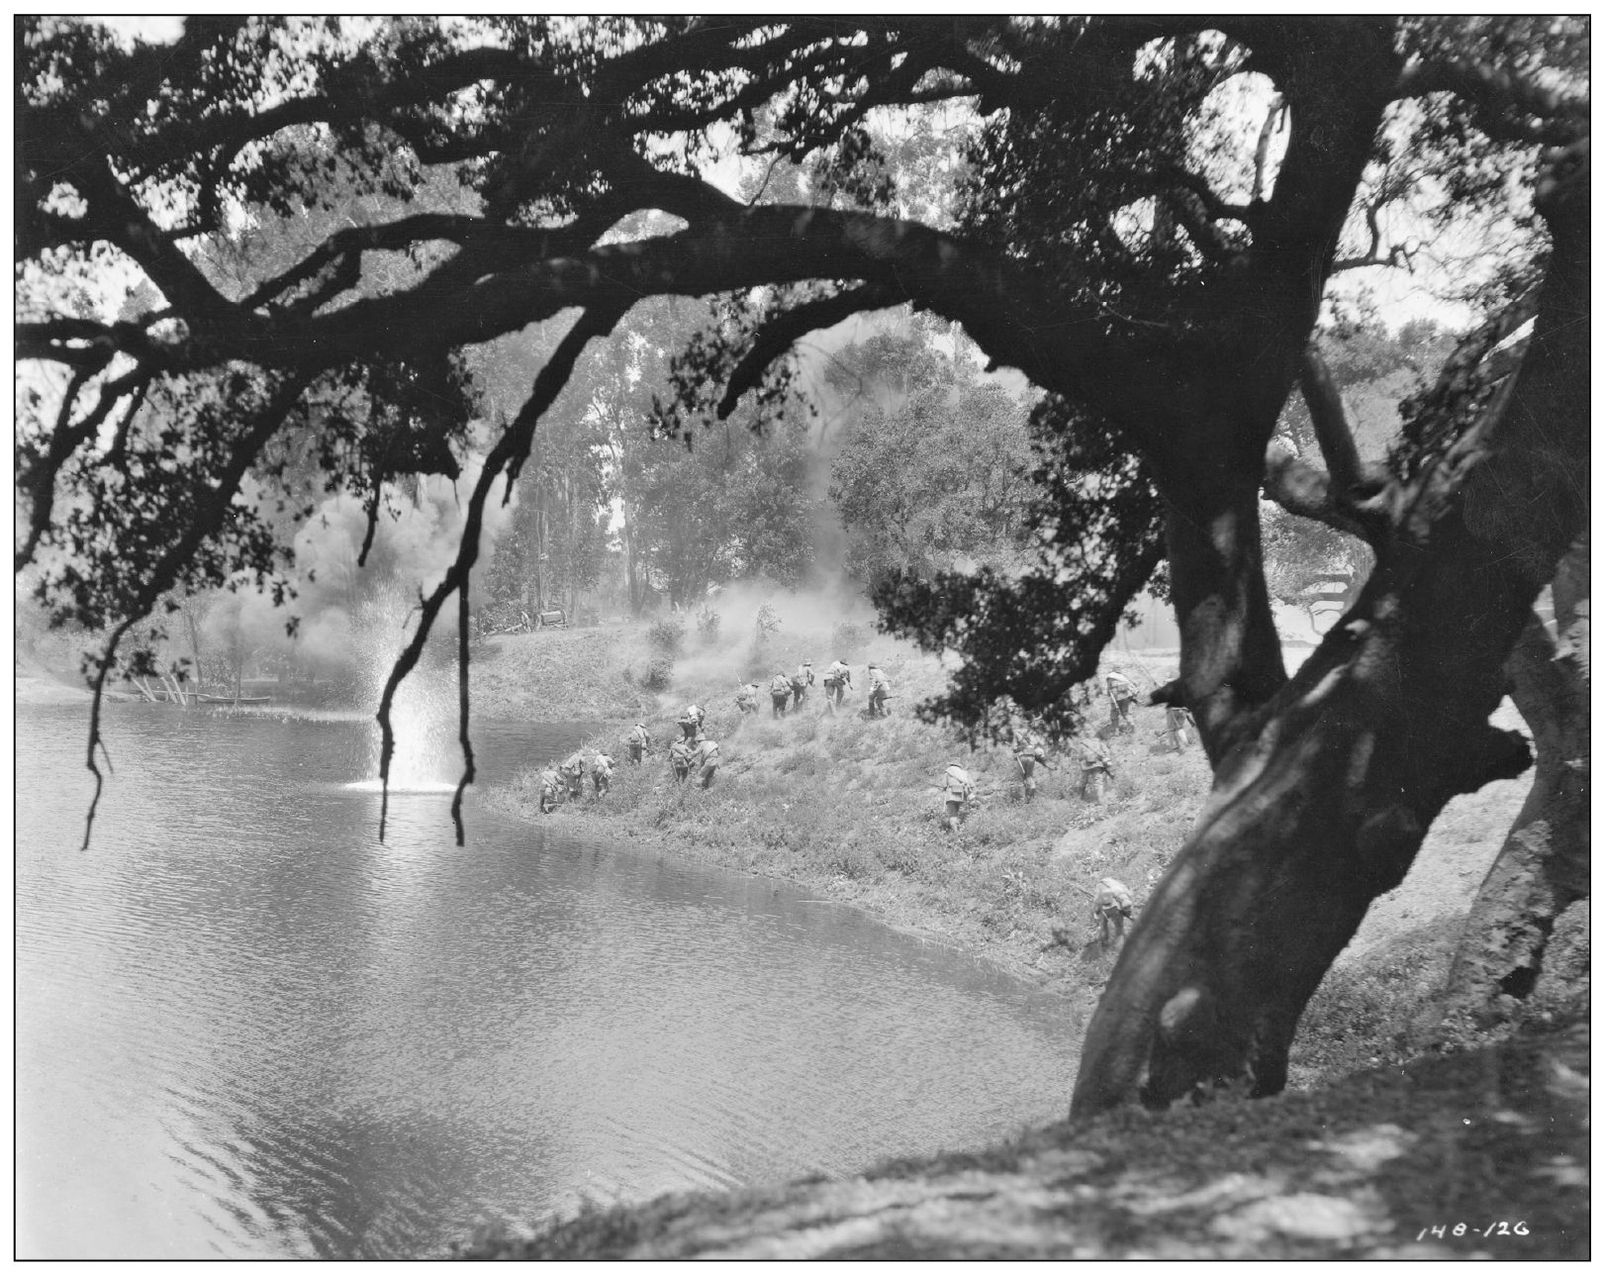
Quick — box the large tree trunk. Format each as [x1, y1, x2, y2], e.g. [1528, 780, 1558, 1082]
[1070, 160, 1588, 1120]
[1425, 536, 1589, 1039]
[1162, 474, 1290, 757]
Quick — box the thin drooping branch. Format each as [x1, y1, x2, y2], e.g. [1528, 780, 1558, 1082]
[716, 284, 905, 419]
[375, 301, 630, 844]
[451, 575, 475, 837]
[77, 370, 313, 850]
[356, 476, 384, 569]
[17, 367, 153, 572]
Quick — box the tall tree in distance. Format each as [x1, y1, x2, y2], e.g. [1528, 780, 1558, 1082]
[828, 332, 1035, 585]
[629, 398, 817, 609]
[16, 17, 1587, 1111]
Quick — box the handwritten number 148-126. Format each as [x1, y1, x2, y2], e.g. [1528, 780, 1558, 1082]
[1418, 1222, 1529, 1240]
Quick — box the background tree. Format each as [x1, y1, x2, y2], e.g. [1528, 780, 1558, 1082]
[629, 398, 817, 608]
[829, 340, 1035, 585]
[16, 17, 1587, 1114]
[483, 407, 609, 621]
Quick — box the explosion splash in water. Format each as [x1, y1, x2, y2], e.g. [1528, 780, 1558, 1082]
[345, 591, 460, 795]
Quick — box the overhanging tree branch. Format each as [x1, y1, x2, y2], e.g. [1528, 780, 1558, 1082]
[717, 283, 905, 419]
[374, 300, 631, 844]
[76, 370, 314, 850]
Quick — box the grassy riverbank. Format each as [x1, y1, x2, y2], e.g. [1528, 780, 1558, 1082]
[487, 627, 1208, 1016]
[476, 616, 1533, 1089]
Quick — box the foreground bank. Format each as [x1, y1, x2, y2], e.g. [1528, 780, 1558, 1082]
[455, 1014, 1587, 1259]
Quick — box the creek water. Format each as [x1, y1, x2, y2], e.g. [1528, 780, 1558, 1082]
[17, 702, 1081, 1258]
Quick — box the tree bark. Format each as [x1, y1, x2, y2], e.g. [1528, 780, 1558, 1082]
[1425, 536, 1589, 1040]
[1071, 158, 1588, 1119]
[1161, 474, 1290, 761]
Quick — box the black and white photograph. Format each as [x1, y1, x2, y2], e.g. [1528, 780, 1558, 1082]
[16, 15, 1588, 1259]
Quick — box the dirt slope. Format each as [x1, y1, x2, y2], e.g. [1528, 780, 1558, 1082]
[455, 1020, 1588, 1260]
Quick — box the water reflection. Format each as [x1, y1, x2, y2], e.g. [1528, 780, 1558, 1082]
[18, 704, 1080, 1258]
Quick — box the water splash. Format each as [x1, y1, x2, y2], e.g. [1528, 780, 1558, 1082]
[345, 592, 461, 795]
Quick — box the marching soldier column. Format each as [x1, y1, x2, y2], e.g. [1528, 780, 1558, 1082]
[531, 651, 1172, 950]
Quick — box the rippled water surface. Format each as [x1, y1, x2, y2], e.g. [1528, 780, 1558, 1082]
[18, 703, 1081, 1258]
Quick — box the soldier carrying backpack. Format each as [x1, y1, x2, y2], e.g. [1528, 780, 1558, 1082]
[824, 659, 853, 713]
[866, 664, 892, 718]
[1015, 741, 1052, 800]
[538, 763, 561, 814]
[1077, 736, 1114, 802]
[769, 673, 793, 717]
[940, 761, 975, 833]
[559, 750, 587, 800]
[791, 660, 814, 709]
[626, 722, 651, 763]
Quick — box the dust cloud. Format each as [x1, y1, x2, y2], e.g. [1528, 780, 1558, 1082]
[223, 456, 517, 679]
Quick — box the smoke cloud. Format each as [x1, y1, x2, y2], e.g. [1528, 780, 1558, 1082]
[223, 454, 517, 682]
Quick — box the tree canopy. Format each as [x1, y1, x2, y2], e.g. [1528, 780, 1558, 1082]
[17, 16, 1589, 1114]
[825, 330, 1035, 586]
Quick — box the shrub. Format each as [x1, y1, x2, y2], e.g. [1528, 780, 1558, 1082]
[875, 837, 923, 874]
[776, 747, 822, 777]
[827, 837, 879, 880]
[648, 615, 685, 657]
[642, 656, 674, 691]
[756, 823, 792, 852]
